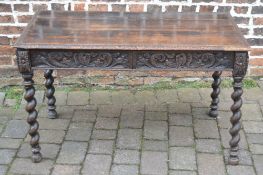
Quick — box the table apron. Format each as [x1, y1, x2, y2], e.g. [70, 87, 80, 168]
[28, 49, 235, 70]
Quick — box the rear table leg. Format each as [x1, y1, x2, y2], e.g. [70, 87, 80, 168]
[209, 71, 222, 118]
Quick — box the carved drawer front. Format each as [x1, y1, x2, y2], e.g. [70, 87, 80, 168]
[30, 50, 132, 69]
[134, 51, 235, 70]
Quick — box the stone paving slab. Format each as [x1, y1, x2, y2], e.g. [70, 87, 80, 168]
[0, 87, 263, 175]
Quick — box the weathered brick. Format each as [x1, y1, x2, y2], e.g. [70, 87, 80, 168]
[89, 4, 108, 11]
[234, 6, 248, 14]
[0, 37, 9, 45]
[0, 3, 11, 12]
[182, 5, 196, 12]
[129, 4, 144, 12]
[252, 6, 263, 14]
[0, 26, 24, 35]
[165, 5, 179, 12]
[17, 15, 33, 23]
[254, 17, 263, 25]
[112, 4, 126, 12]
[33, 4, 48, 12]
[147, 5, 162, 13]
[14, 4, 29, 12]
[0, 15, 14, 23]
[199, 5, 214, 12]
[51, 3, 65, 11]
[74, 3, 85, 11]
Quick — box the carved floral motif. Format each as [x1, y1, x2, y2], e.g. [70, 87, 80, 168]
[136, 52, 234, 69]
[233, 52, 248, 77]
[17, 49, 31, 73]
[31, 51, 130, 69]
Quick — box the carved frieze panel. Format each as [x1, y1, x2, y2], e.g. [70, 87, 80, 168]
[31, 50, 131, 69]
[233, 52, 249, 77]
[16, 49, 31, 73]
[135, 51, 234, 70]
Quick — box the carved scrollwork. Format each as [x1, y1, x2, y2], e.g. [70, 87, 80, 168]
[16, 49, 31, 73]
[136, 52, 234, 69]
[233, 52, 248, 77]
[31, 51, 130, 69]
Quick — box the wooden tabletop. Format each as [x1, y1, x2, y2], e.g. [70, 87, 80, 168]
[15, 11, 250, 51]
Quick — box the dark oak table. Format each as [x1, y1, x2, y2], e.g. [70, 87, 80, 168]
[14, 11, 250, 165]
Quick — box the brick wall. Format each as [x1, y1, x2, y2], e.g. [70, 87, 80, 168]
[0, 0, 263, 86]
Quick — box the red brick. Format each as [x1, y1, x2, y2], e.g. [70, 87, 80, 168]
[89, 4, 108, 12]
[0, 55, 12, 65]
[250, 48, 263, 56]
[112, 4, 126, 12]
[74, 3, 85, 11]
[129, 4, 144, 12]
[250, 68, 263, 76]
[182, 5, 196, 12]
[0, 26, 24, 35]
[0, 3, 12, 12]
[33, 4, 48, 12]
[0, 37, 9, 45]
[0, 45, 16, 55]
[250, 58, 263, 66]
[14, 4, 29, 12]
[199, 6, 214, 12]
[234, 6, 248, 14]
[254, 17, 263, 25]
[17, 15, 33, 23]
[0, 16, 14, 23]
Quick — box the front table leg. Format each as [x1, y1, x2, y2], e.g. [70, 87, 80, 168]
[44, 69, 58, 119]
[229, 52, 248, 165]
[23, 72, 42, 163]
[209, 71, 222, 118]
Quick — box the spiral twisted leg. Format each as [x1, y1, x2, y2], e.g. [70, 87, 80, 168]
[209, 71, 222, 118]
[229, 76, 243, 165]
[44, 69, 57, 119]
[22, 73, 42, 163]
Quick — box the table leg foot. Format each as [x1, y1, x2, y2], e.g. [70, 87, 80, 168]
[44, 69, 58, 119]
[229, 76, 243, 166]
[23, 72, 42, 163]
[209, 71, 222, 118]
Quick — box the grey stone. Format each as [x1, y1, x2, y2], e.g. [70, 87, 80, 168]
[169, 103, 191, 114]
[199, 88, 213, 101]
[10, 158, 53, 175]
[18, 143, 59, 159]
[169, 147, 196, 170]
[0, 165, 7, 175]
[244, 88, 263, 101]
[142, 140, 168, 151]
[117, 129, 142, 149]
[4, 99, 17, 107]
[220, 129, 248, 149]
[26, 130, 66, 144]
[156, 89, 179, 104]
[253, 155, 263, 175]
[197, 153, 226, 175]
[242, 103, 263, 121]
[221, 88, 232, 101]
[224, 149, 253, 165]
[0, 138, 22, 149]
[144, 120, 168, 140]
[95, 117, 119, 130]
[194, 119, 220, 139]
[177, 88, 201, 102]
[89, 140, 114, 154]
[1, 120, 28, 138]
[146, 104, 167, 112]
[38, 118, 70, 130]
[120, 111, 144, 129]
[97, 105, 122, 118]
[52, 165, 81, 175]
[169, 114, 193, 126]
[0, 92, 5, 106]
[217, 111, 232, 129]
[226, 165, 256, 175]
[82, 154, 112, 175]
[192, 108, 212, 120]
[146, 111, 168, 120]
[141, 151, 168, 175]
[246, 133, 263, 144]
[111, 91, 136, 105]
[111, 165, 139, 175]
[54, 91, 68, 106]
[135, 91, 158, 105]
[169, 126, 194, 146]
[72, 110, 97, 122]
[56, 141, 88, 164]
[196, 139, 221, 153]
[90, 91, 112, 105]
[67, 91, 89, 105]
[66, 122, 93, 141]
[92, 129, 117, 140]
[243, 121, 263, 133]
[114, 149, 140, 164]
[249, 144, 263, 154]
[0, 149, 16, 164]
[169, 171, 197, 175]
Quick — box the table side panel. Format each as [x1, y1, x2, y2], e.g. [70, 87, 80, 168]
[29, 49, 235, 71]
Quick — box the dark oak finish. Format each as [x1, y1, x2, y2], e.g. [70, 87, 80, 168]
[14, 11, 250, 165]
